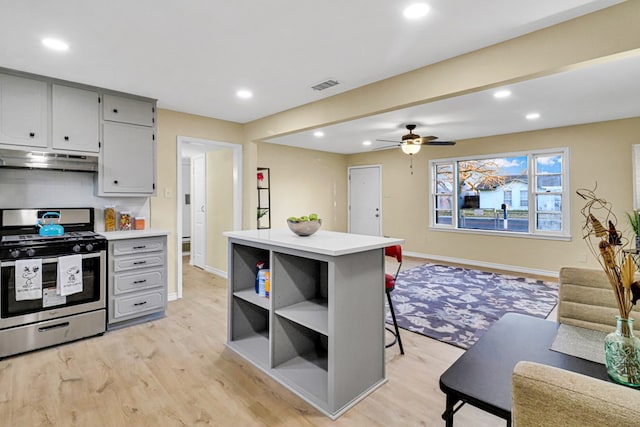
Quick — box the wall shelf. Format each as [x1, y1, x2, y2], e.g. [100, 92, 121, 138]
[257, 167, 270, 229]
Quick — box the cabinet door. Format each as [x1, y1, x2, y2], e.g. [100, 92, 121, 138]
[103, 94, 154, 126]
[52, 85, 100, 152]
[102, 122, 155, 194]
[0, 74, 48, 148]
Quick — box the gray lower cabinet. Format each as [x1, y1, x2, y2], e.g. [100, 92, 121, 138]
[107, 235, 167, 329]
[226, 238, 386, 419]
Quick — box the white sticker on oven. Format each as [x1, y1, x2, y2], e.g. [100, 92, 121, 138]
[43, 288, 66, 308]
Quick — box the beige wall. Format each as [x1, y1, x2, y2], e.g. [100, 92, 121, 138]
[153, 109, 246, 295]
[348, 118, 640, 273]
[206, 149, 234, 272]
[152, 2, 640, 293]
[256, 143, 348, 231]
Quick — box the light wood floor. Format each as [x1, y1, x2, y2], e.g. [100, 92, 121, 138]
[0, 257, 556, 426]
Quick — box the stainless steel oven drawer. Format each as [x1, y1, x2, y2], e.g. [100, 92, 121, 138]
[0, 309, 105, 358]
[111, 291, 165, 320]
[113, 269, 165, 295]
[112, 237, 165, 256]
[113, 254, 164, 272]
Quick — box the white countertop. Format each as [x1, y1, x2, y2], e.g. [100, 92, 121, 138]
[223, 228, 403, 256]
[98, 229, 170, 240]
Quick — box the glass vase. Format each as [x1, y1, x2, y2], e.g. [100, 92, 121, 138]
[604, 316, 640, 387]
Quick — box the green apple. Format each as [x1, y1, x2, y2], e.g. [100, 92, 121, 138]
[299, 216, 309, 221]
[309, 213, 318, 221]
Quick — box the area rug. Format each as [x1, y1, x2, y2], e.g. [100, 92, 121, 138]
[386, 264, 558, 349]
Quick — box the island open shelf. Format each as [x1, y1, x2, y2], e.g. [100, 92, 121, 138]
[224, 229, 403, 419]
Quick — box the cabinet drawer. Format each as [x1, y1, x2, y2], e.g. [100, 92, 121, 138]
[113, 237, 164, 256]
[103, 94, 154, 126]
[112, 291, 164, 320]
[113, 269, 164, 295]
[113, 254, 164, 272]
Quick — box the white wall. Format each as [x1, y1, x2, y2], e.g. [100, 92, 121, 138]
[0, 169, 150, 231]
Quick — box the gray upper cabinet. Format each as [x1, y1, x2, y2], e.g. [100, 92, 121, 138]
[52, 84, 100, 152]
[101, 122, 155, 195]
[103, 94, 154, 127]
[0, 73, 48, 148]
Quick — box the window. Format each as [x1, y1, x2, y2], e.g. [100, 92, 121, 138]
[520, 190, 528, 207]
[503, 190, 512, 207]
[430, 148, 569, 238]
[433, 163, 454, 225]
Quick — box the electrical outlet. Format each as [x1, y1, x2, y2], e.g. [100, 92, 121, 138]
[579, 253, 588, 263]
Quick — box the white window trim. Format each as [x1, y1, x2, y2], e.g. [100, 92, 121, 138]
[428, 147, 571, 240]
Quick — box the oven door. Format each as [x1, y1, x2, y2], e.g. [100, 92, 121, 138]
[0, 251, 105, 329]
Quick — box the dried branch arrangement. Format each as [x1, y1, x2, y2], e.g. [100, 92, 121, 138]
[577, 186, 640, 319]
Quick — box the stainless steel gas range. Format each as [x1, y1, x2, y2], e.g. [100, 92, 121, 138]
[0, 208, 106, 358]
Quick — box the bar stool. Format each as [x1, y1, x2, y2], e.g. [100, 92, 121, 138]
[385, 245, 405, 355]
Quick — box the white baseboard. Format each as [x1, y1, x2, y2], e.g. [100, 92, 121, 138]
[403, 250, 558, 278]
[204, 265, 228, 279]
[168, 292, 178, 302]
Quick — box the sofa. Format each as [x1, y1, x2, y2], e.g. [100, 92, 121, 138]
[511, 267, 640, 427]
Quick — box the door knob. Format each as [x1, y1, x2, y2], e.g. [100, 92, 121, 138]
[200, 205, 205, 212]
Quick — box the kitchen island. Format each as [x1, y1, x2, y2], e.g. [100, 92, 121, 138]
[223, 228, 403, 419]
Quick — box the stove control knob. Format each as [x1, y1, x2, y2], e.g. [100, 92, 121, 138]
[86, 243, 94, 252]
[73, 244, 82, 253]
[26, 248, 36, 257]
[10, 249, 20, 258]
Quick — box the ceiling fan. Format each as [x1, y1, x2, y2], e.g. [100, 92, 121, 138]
[375, 124, 456, 155]
[375, 124, 456, 174]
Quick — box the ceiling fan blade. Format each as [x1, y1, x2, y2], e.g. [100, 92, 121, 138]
[425, 140, 456, 146]
[373, 144, 399, 151]
[375, 138, 401, 143]
[417, 135, 438, 143]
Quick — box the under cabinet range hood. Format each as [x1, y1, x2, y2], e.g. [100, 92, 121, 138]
[0, 149, 98, 172]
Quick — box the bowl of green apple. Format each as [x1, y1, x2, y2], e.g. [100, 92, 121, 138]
[287, 213, 322, 236]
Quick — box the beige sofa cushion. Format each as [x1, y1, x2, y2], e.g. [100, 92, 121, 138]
[513, 361, 640, 427]
[558, 267, 640, 333]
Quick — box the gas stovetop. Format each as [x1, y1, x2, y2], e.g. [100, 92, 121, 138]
[0, 208, 105, 260]
[1, 231, 102, 245]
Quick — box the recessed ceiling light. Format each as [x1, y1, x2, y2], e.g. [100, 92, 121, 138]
[493, 90, 511, 99]
[314, 131, 324, 137]
[42, 38, 69, 51]
[362, 140, 372, 146]
[404, 3, 430, 19]
[236, 89, 253, 99]
[526, 112, 541, 120]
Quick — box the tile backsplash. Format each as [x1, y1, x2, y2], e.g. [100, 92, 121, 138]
[0, 168, 150, 231]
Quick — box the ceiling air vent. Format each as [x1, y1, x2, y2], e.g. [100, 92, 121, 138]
[311, 79, 340, 91]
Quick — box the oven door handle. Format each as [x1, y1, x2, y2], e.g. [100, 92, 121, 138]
[0, 252, 102, 267]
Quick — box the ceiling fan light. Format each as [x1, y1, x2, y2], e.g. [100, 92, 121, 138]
[401, 143, 421, 155]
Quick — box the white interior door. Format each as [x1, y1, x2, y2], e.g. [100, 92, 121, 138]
[182, 159, 191, 240]
[191, 154, 206, 268]
[348, 165, 382, 236]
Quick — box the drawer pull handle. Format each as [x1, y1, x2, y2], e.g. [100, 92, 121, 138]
[29, 132, 35, 137]
[38, 322, 70, 332]
[133, 301, 147, 306]
[133, 245, 147, 249]
[133, 279, 147, 284]
[133, 261, 147, 265]
[113, 108, 118, 113]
